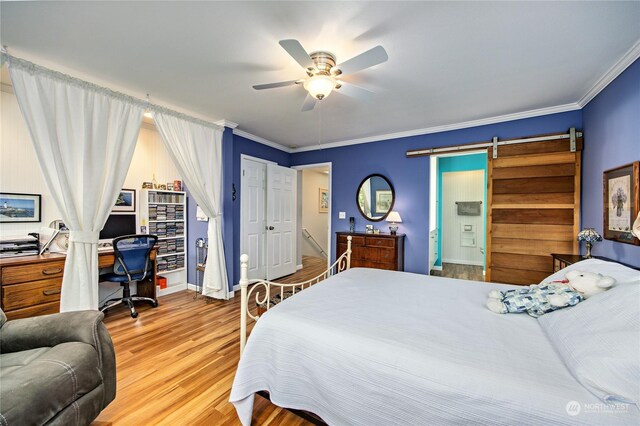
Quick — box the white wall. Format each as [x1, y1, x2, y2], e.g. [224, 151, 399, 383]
[301, 169, 329, 258]
[0, 89, 179, 239]
[441, 170, 484, 266]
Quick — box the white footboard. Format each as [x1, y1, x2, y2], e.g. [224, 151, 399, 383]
[239, 236, 352, 354]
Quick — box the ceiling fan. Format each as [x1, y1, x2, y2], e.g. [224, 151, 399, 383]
[253, 39, 388, 111]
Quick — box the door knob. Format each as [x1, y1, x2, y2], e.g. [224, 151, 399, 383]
[266, 226, 275, 230]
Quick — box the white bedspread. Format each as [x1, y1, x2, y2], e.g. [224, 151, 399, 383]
[230, 268, 639, 425]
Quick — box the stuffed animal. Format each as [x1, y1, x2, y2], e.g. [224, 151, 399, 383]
[486, 270, 615, 317]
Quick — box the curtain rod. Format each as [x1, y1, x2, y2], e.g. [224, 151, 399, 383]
[406, 128, 582, 158]
[1, 51, 224, 131]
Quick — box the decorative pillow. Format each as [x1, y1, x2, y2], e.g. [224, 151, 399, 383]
[538, 283, 640, 406]
[0, 308, 6, 328]
[541, 258, 640, 285]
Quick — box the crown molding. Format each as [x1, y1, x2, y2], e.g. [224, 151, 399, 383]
[233, 128, 291, 153]
[291, 102, 581, 153]
[215, 119, 238, 129]
[577, 38, 640, 108]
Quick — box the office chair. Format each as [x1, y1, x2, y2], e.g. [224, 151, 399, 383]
[100, 234, 158, 318]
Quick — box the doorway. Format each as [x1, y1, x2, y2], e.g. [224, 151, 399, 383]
[294, 165, 331, 270]
[429, 152, 487, 281]
[240, 155, 297, 280]
[298, 165, 331, 267]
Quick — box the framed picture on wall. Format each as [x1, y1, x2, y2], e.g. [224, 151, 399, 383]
[603, 161, 639, 245]
[375, 190, 393, 215]
[319, 188, 329, 213]
[0, 192, 41, 223]
[112, 188, 136, 213]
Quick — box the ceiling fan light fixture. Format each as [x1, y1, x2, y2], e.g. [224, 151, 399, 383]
[304, 75, 336, 100]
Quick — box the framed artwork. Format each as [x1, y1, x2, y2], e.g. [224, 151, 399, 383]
[375, 190, 393, 215]
[319, 188, 329, 213]
[603, 161, 639, 245]
[112, 189, 136, 212]
[0, 192, 41, 223]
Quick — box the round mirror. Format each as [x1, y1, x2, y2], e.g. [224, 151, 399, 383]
[356, 174, 395, 222]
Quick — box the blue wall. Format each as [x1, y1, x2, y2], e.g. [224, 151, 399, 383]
[436, 153, 487, 267]
[291, 110, 583, 275]
[582, 58, 640, 266]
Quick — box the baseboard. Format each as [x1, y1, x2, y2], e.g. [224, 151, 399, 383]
[157, 282, 187, 297]
[431, 265, 443, 271]
[297, 264, 303, 270]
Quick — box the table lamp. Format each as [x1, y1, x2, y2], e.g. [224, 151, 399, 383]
[577, 228, 602, 258]
[386, 211, 402, 235]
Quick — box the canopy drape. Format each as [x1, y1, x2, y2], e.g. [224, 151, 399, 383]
[7, 56, 143, 311]
[153, 112, 229, 299]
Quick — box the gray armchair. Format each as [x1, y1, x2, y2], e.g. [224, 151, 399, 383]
[0, 309, 116, 425]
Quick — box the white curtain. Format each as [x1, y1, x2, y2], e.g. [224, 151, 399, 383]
[7, 56, 143, 311]
[153, 112, 229, 299]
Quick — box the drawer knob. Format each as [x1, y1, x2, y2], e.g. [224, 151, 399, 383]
[43, 289, 62, 296]
[42, 268, 63, 275]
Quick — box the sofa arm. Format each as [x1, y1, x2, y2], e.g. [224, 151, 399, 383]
[0, 311, 117, 406]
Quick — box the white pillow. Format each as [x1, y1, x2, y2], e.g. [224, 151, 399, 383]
[542, 258, 640, 285]
[538, 282, 640, 406]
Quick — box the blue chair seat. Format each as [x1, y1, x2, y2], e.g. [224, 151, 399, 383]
[101, 272, 147, 283]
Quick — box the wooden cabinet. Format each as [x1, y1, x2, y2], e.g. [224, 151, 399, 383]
[0, 254, 66, 319]
[336, 232, 405, 271]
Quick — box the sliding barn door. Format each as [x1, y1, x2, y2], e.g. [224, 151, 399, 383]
[486, 135, 582, 285]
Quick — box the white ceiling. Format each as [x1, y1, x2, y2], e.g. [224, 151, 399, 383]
[1, 1, 639, 151]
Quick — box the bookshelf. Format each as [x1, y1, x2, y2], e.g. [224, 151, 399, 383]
[139, 189, 187, 296]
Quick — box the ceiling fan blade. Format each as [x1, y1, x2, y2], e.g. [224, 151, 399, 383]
[336, 82, 375, 101]
[253, 80, 299, 90]
[335, 45, 388, 75]
[301, 93, 318, 112]
[279, 39, 314, 69]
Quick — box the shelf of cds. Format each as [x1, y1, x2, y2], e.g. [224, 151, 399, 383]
[139, 189, 187, 296]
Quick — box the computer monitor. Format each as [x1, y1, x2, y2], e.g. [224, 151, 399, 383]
[99, 214, 137, 242]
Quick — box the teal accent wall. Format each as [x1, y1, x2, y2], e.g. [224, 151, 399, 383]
[436, 153, 488, 267]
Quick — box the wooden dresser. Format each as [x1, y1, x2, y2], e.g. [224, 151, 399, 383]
[336, 232, 405, 271]
[1, 250, 157, 320]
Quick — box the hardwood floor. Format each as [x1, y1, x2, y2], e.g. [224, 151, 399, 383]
[431, 262, 485, 281]
[94, 258, 328, 426]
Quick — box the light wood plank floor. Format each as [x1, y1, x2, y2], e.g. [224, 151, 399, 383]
[94, 256, 327, 426]
[431, 262, 485, 282]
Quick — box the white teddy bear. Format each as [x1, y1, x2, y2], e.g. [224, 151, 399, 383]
[486, 270, 615, 318]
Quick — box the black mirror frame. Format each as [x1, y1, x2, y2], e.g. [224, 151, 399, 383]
[355, 173, 395, 222]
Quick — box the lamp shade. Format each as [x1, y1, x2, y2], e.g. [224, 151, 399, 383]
[386, 211, 402, 223]
[577, 228, 602, 243]
[303, 75, 335, 100]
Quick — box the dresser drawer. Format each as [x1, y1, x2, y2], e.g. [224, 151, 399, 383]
[338, 234, 365, 246]
[4, 301, 60, 320]
[351, 246, 396, 262]
[365, 237, 396, 248]
[1, 260, 65, 284]
[2, 278, 62, 310]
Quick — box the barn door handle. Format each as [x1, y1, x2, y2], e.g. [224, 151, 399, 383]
[266, 226, 275, 231]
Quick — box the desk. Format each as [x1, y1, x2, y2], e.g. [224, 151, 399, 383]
[0, 249, 157, 320]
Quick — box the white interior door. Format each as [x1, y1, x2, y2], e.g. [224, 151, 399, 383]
[241, 159, 267, 279]
[266, 163, 297, 280]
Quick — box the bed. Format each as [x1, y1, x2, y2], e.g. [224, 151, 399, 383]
[230, 241, 640, 425]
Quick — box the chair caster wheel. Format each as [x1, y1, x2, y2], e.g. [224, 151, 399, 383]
[131, 312, 138, 318]
[152, 301, 158, 308]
